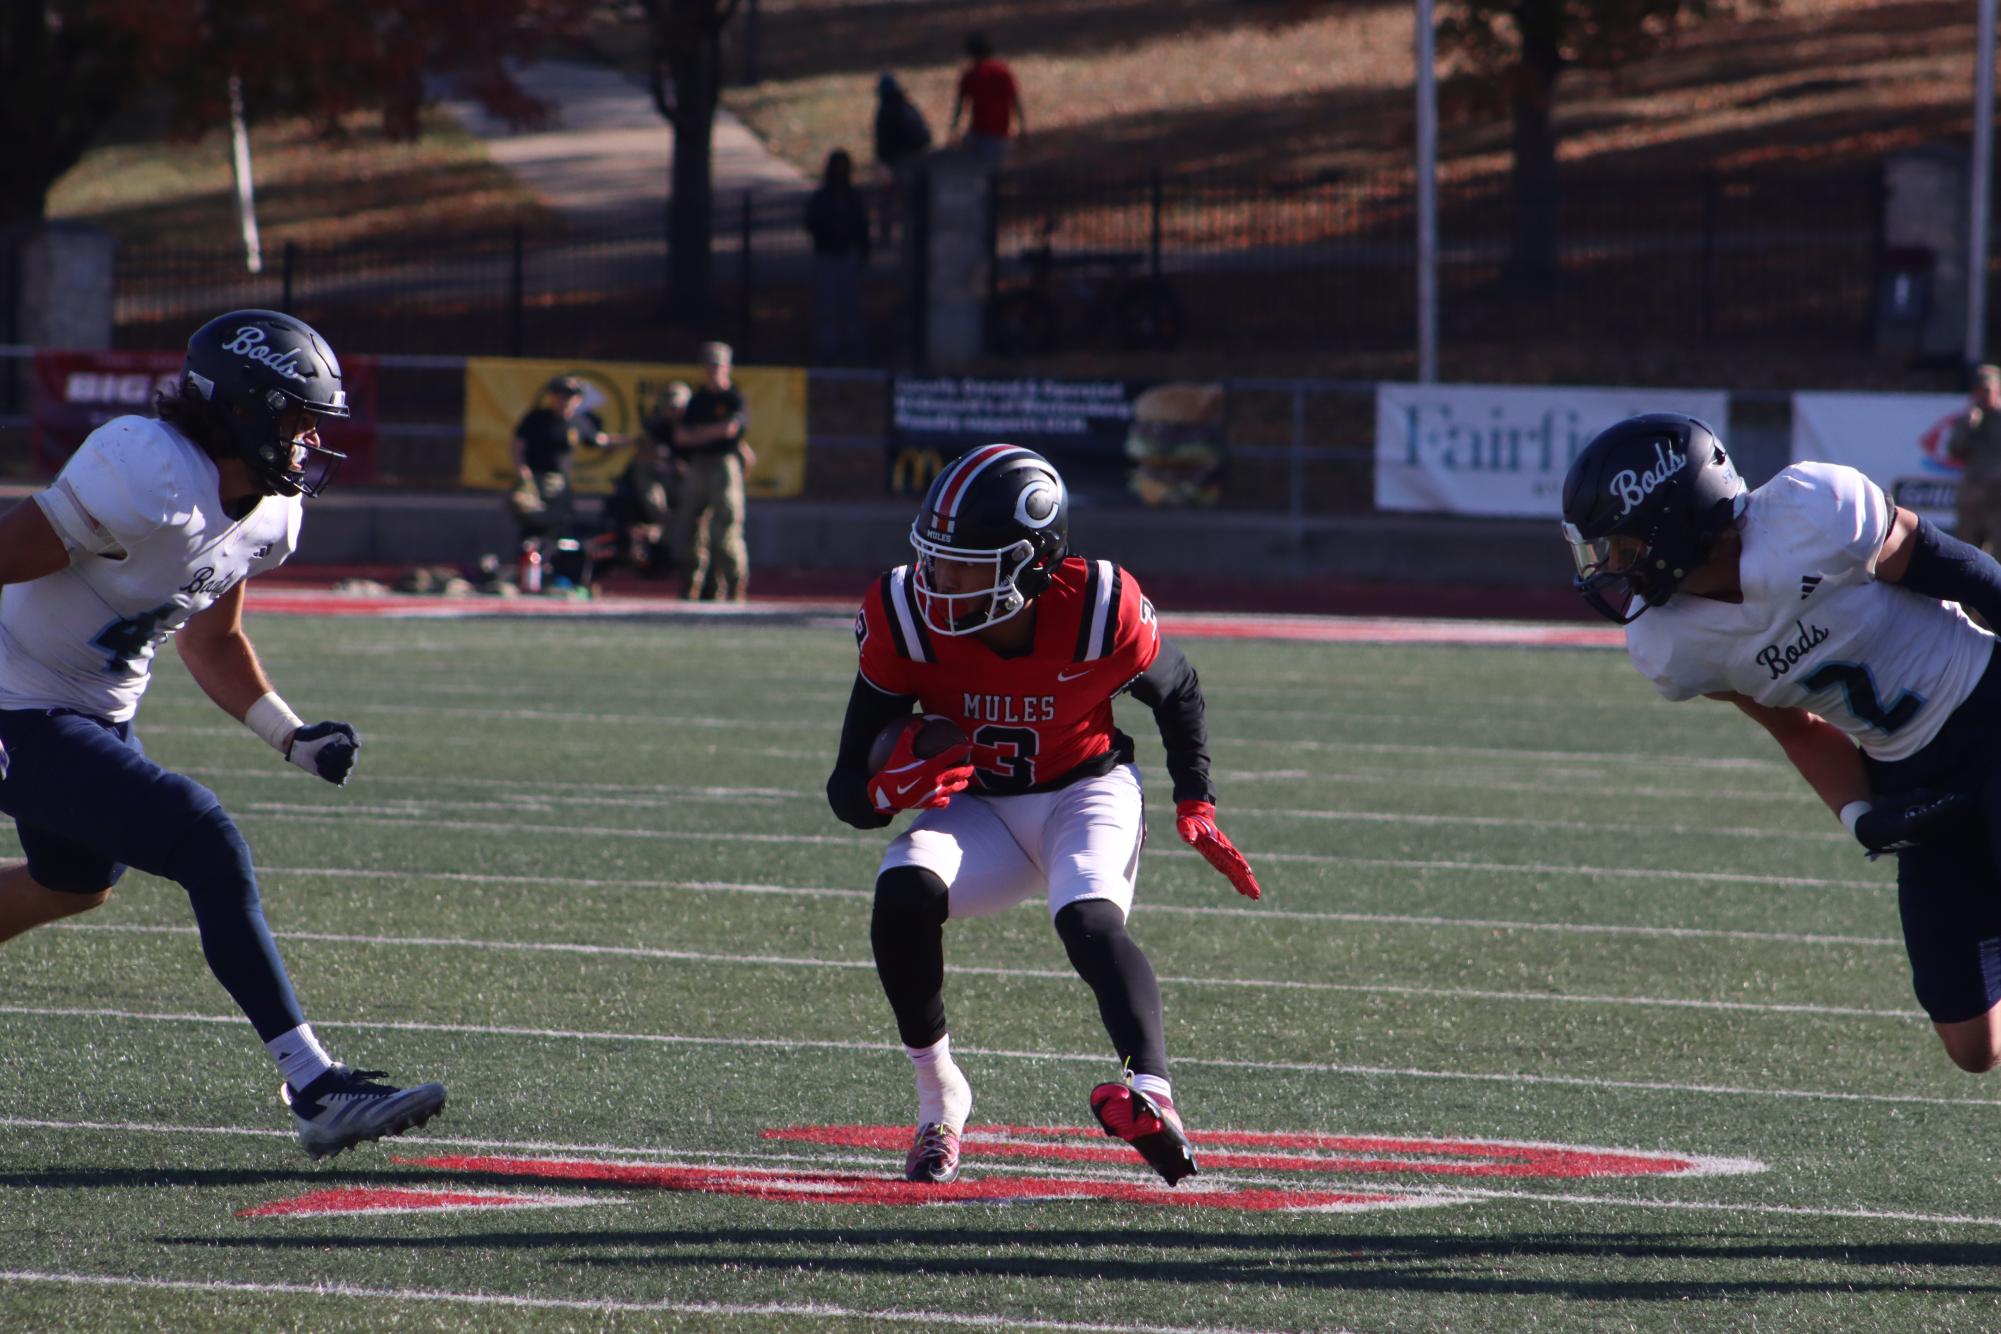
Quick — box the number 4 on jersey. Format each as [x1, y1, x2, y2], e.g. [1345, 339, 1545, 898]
[91, 603, 177, 672]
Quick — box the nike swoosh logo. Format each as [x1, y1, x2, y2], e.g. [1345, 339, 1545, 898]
[1057, 667, 1093, 682]
[894, 778, 923, 795]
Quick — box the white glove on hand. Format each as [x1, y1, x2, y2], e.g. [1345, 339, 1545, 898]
[286, 721, 360, 786]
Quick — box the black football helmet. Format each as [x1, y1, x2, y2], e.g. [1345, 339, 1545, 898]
[1561, 412, 1745, 624]
[182, 309, 350, 497]
[910, 444, 1069, 635]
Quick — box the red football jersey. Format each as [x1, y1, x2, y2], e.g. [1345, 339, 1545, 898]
[856, 557, 1160, 793]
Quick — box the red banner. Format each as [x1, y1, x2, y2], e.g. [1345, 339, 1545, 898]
[32, 349, 380, 482]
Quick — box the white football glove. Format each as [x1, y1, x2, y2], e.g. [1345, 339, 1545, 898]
[286, 721, 360, 786]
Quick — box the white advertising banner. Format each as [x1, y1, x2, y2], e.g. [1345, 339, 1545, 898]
[1375, 383, 1730, 517]
[1790, 392, 1966, 526]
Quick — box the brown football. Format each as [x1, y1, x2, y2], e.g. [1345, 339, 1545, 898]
[867, 714, 969, 774]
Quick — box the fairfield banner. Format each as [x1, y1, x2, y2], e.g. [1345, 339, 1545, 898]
[1790, 391, 1966, 527]
[32, 348, 381, 480]
[1374, 383, 1730, 517]
[461, 357, 808, 499]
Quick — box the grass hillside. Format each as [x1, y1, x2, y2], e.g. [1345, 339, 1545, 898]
[723, 0, 1976, 186]
[47, 0, 1980, 247]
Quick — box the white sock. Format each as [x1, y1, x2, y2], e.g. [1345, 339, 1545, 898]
[267, 1023, 335, 1092]
[905, 1034, 973, 1132]
[1131, 1072, 1174, 1105]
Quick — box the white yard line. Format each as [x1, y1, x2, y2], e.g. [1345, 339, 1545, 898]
[56, 923, 1916, 1021]
[0, 1004, 1981, 1110]
[0, 1271, 1298, 1332]
[245, 865, 1902, 948]
[200, 781, 1861, 845]
[224, 810, 1888, 890]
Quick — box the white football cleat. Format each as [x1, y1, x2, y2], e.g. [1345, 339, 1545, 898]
[284, 1064, 447, 1160]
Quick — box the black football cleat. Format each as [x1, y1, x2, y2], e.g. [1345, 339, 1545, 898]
[1090, 1080, 1197, 1186]
[904, 1122, 963, 1184]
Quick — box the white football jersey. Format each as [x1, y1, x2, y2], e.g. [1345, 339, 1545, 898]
[1626, 461, 1992, 761]
[0, 415, 300, 722]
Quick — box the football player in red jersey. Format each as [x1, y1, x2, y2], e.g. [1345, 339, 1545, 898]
[826, 445, 1262, 1187]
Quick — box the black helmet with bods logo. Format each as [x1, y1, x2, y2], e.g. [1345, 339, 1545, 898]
[1561, 413, 1745, 624]
[182, 309, 350, 497]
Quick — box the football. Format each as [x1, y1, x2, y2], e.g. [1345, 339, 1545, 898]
[867, 713, 969, 774]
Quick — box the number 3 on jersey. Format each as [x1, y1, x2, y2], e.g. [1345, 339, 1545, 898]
[973, 725, 1039, 793]
[91, 603, 176, 672]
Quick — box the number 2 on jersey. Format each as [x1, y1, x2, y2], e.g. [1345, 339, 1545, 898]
[1800, 661, 1922, 734]
[91, 603, 177, 672]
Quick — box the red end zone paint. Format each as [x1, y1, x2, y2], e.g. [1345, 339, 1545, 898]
[392, 1155, 1412, 1212]
[237, 1186, 607, 1218]
[764, 1126, 1750, 1180]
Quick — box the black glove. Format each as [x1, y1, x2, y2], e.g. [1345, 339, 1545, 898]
[1853, 789, 1975, 859]
[286, 721, 360, 787]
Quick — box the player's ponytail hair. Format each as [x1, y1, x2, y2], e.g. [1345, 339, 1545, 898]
[154, 379, 231, 460]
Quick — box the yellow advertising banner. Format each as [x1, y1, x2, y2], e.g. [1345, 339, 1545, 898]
[460, 356, 808, 498]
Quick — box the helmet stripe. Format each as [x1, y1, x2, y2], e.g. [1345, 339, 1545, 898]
[931, 444, 1025, 537]
[1082, 559, 1116, 660]
[887, 566, 931, 663]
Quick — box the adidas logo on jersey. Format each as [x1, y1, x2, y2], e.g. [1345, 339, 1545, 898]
[1799, 574, 1823, 600]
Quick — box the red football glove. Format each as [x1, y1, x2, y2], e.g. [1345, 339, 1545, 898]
[1175, 800, 1261, 900]
[868, 732, 976, 815]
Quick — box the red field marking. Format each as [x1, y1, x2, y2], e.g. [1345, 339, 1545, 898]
[237, 1186, 607, 1218]
[240, 587, 1622, 647]
[763, 1125, 1748, 1180]
[392, 1154, 1416, 1212]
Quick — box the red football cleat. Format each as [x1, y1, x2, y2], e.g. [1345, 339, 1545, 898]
[904, 1122, 962, 1184]
[1090, 1081, 1198, 1185]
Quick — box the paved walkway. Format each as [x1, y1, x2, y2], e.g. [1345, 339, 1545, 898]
[435, 59, 812, 231]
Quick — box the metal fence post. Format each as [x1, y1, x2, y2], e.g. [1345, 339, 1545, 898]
[281, 241, 296, 312]
[1701, 171, 1719, 342]
[1289, 382, 1308, 567]
[508, 225, 525, 356]
[1150, 168, 1163, 281]
[739, 193, 753, 355]
[911, 165, 931, 373]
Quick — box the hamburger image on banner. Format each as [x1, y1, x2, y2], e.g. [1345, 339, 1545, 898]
[1126, 382, 1227, 507]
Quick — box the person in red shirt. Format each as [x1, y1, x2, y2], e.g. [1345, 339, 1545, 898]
[950, 33, 1025, 169]
[826, 445, 1263, 1189]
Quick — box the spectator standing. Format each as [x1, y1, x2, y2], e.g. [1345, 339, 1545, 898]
[604, 381, 691, 577]
[1949, 364, 2001, 554]
[951, 33, 1025, 171]
[671, 343, 755, 602]
[874, 72, 933, 244]
[805, 150, 873, 362]
[509, 375, 623, 544]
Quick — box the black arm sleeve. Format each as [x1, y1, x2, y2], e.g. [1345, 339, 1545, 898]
[826, 672, 916, 829]
[1123, 636, 1215, 805]
[1893, 515, 2001, 628]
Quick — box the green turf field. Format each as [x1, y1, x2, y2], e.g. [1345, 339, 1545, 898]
[5, 609, 2000, 1332]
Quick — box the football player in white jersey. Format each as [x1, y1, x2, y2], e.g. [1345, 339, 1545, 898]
[0, 310, 444, 1158]
[1563, 412, 2001, 1073]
